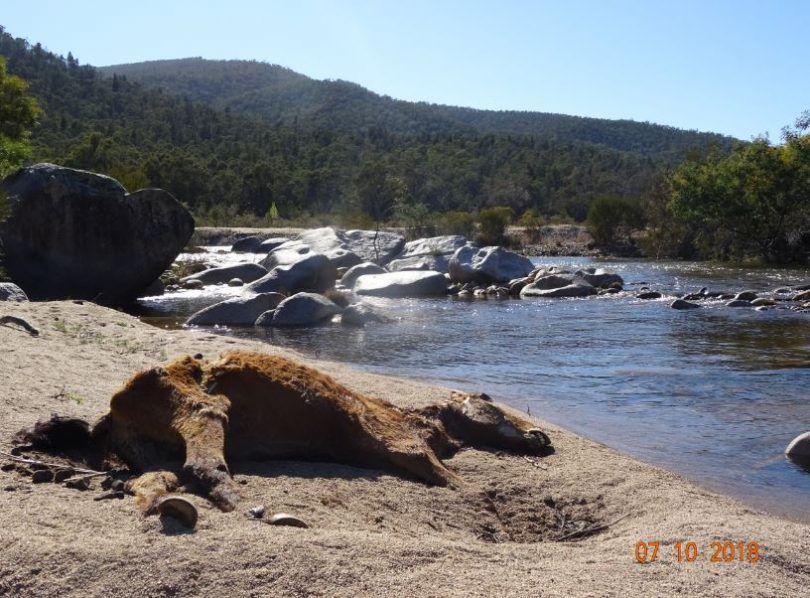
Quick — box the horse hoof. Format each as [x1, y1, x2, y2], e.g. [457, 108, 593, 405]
[157, 495, 198, 528]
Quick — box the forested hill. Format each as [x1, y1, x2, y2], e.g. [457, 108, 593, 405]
[1, 26, 734, 224]
[100, 58, 735, 162]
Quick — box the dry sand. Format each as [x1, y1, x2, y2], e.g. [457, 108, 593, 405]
[0, 301, 807, 597]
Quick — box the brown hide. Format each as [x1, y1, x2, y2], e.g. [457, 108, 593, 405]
[17, 351, 550, 515]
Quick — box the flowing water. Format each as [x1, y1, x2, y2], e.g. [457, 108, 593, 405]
[137, 250, 810, 521]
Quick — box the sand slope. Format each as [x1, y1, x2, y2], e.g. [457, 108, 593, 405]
[0, 301, 807, 597]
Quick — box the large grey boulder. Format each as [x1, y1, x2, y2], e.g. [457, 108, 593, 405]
[387, 235, 470, 273]
[263, 228, 374, 270]
[341, 262, 387, 288]
[260, 244, 317, 269]
[256, 292, 342, 327]
[354, 271, 448, 297]
[181, 263, 267, 286]
[0, 282, 28, 302]
[519, 274, 589, 296]
[245, 253, 337, 294]
[449, 245, 533, 284]
[520, 283, 597, 298]
[343, 229, 405, 265]
[576, 269, 624, 288]
[786, 432, 810, 462]
[185, 292, 285, 326]
[0, 164, 193, 303]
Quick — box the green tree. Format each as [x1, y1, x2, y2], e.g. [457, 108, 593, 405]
[0, 55, 40, 179]
[586, 195, 645, 247]
[477, 206, 513, 245]
[667, 116, 810, 263]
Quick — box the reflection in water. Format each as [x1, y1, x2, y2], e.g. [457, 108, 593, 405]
[137, 255, 810, 521]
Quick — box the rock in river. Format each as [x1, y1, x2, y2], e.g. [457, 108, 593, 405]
[786, 432, 810, 462]
[181, 263, 267, 286]
[354, 271, 448, 297]
[0, 163, 193, 303]
[448, 246, 534, 284]
[341, 262, 387, 288]
[670, 298, 701, 310]
[255, 292, 342, 327]
[186, 292, 285, 326]
[246, 253, 337, 295]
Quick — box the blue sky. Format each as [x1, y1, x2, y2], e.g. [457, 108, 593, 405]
[3, 0, 808, 140]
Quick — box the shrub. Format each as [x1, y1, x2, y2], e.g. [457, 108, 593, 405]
[586, 195, 645, 247]
[440, 211, 476, 238]
[477, 206, 513, 245]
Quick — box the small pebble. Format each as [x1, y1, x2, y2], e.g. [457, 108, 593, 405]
[248, 505, 266, 519]
[65, 478, 90, 491]
[1, 463, 15, 472]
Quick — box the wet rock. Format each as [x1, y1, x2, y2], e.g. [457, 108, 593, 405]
[1, 163, 194, 303]
[182, 279, 204, 290]
[750, 298, 776, 307]
[186, 292, 285, 326]
[576, 269, 624, 289]
[257, 237, 290, 253]
[508, 276, 533, 296]
[786, 432, 810, 461]
[341, 303, 389, 326]
[524, 274, 582, 291]
[448, 245, 534, 284]
[0, 283, 28, 302]
[726, 299, 752, 308]
[227, 278, 244, 287]
[246, 253, 337, 295]
[794, 290, 810, 302]
[671, 299, 701, 310]
[354, 271, 448, 297]
[230, 236, 263, 253]
[256, 292, 342, 327]
[735, 290, 758, 301]
[139, 278, 165, 297]
[341, 262, 387, 288]
[521, 284, 597, 298]
[181, 263, 267, 286]
[637, 291, 662, 300]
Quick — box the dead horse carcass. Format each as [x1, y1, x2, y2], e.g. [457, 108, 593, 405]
[15, 351, 551, 515]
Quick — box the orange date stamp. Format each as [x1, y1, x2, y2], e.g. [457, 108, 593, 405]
[635, 541, 761, 564]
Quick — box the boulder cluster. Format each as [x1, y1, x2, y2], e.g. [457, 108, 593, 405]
[182, 229, 574, 328]
[668, 286, 810, 312]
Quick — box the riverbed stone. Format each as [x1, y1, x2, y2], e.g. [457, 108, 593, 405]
[0, 163, 194, 303]
[182, 279, 204, 290]
[0, 283, 28, 302]
[520, 283, 597, 298]
[230, 236, 264, 253]
[726, 299, 752, 308]
[181, 263, 268, 286]
[257, 237, 290, 253]
[734, 290, 758, 301]
[793, 290, 810, 302]
[448, 245, 534, 284]
[577, 269, 624, 289]
[750, 298, 776, 307]
[341, 262, 387, 288]
[670, 298, 701, 310]
[637, 291, 662, 300]
[186, 292, 285, 326]
[341, 302, 390, 326]
[786, 432, 810, 461]
[354, 271, 448, 297]
[247, 253, 337, 295]
[387, 235, 471, 273]
[256, 292, 342, 327]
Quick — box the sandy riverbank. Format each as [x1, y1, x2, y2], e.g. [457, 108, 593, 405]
[0, 300, 808, 597]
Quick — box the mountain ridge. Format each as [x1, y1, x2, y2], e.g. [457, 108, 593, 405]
[99, 57, 735, 161]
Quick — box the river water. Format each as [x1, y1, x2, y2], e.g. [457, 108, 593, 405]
[137, 250, 810, 521]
